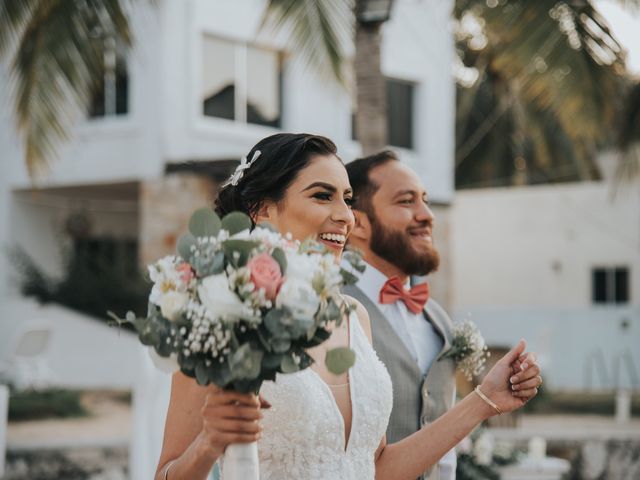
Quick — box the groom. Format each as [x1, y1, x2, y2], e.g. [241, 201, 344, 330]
[345, 151, 457, 480]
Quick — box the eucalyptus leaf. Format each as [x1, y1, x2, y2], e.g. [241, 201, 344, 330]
[195, 363, 210, 386]
[264, 309, 292, 338]
[263, 353, 284, 369]
[271, 247, 287, 275]
[177, 233, 196, 261]
[222, 212, 252, 235]
[222, 239, 260, 267]
[271, 337, 292, 353]
[281, 355, 300, 373]
[340, 268, 359, 286]
[230, 344, 263, 380]
[209, 361, 233, 388]
[211, 251, 226, 274]
[342, 248, 366, 273]
[325, 347, 356, 375]
[189, 208, 221, 238]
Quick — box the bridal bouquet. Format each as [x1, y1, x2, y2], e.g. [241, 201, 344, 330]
[442, 319, 490, 381]
[111, 207, 364, 479]
[112, 208, 363, 390]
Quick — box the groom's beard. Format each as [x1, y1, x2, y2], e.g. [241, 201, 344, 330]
[369, 217, 440, 277]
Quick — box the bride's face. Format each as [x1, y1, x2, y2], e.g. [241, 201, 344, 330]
[259, 155, 355, 255]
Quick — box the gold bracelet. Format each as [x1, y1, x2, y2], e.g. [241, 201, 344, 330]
[164, 460, 176, 480]
[474, 386, 502, 415]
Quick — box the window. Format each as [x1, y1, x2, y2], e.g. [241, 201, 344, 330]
[387, 78, 414, 149]
[351, 77, 415, 149]
[89, 40, 129, 118]
[202, 36, 282, 128]
[592, 267, 630, 304]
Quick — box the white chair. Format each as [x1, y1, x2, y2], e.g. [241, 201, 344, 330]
[0, 321, 54, 389]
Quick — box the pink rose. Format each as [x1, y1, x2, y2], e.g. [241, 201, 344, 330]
[247, 253, 283, 301]
[177, 263, 194, 285]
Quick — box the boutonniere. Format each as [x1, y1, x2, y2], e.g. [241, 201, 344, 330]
[442, 320, 490, 381]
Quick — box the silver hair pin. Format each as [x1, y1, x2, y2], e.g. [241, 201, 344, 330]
[222, 150, 262, 187]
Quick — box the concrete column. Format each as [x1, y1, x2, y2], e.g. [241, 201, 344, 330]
[0, 384, 9, 477]
[139, 174, 216, 266]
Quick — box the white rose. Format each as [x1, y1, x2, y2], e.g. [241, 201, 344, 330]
[148, 348, 180, 374]
[159, 291, 189, 322]
[276, 278, 320, 319]
[198, 274, 244, 318]
[285, 252, 321, 283]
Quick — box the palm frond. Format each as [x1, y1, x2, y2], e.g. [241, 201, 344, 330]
[261, 0, 352, 84]
[0, 0, 39, 54]
[454, 0, 629, 185]
[1, 0, 133, 177]
[615, 81, 640, 182]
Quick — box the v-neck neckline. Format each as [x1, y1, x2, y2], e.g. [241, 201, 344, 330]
[308, 312, 356, 453]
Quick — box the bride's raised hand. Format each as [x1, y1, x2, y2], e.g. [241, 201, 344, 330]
[477, 340, 542, 414]
[199, 389, 268, 457]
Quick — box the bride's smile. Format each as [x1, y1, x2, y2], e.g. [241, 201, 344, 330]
[255, 155, 354, 255]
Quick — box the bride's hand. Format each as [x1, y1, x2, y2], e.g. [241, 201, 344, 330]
[478, 340, 542, 414]
[199, 389, 269, 458]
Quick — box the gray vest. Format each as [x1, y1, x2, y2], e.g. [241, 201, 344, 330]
[343, 285, 456, 480]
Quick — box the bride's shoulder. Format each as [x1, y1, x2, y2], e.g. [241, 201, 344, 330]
[341, 295, 373, 344]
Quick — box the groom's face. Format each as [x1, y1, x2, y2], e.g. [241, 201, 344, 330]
[366, 162, 440, 276]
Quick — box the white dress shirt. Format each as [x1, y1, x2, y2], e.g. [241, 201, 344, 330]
[355, 264, 457, 480]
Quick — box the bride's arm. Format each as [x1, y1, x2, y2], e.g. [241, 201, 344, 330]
[154, 373, 264, 480]
[349, 300, 540, 480]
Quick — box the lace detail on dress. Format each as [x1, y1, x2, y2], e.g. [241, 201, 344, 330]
[221, 311, 393, 480]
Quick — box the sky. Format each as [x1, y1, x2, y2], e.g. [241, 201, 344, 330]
[595, 0, 640, 75]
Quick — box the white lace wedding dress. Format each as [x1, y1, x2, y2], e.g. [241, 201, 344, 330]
[222, 311, 393, 479]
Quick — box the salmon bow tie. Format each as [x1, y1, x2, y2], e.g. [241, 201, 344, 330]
[379, 276, 429, 314]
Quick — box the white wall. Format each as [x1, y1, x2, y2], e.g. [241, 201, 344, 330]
[451, 181, 640, 391]
[161, 0, 455, 201]
[1, 0, 455, 192]
[452, 182, 640, 308]
[383, 0, 456, 203]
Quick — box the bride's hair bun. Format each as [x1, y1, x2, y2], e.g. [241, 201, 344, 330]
[215, 133, 338, 220]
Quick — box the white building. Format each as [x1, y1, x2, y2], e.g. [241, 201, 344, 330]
[0, 1, 457, 478]
[451, 178, 640, 392]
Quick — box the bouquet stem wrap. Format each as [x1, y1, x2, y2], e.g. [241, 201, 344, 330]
[223, 442, 259, 479]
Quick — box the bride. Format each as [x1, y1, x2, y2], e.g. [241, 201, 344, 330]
[154, 133, 541, 480]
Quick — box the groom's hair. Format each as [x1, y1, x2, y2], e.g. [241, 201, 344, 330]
[346, 150, 399, 218]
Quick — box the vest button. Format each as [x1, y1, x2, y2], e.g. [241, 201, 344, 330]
[421, 414, 429, 425]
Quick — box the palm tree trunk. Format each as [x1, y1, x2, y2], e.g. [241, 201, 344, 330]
[354, 13, 387, 155]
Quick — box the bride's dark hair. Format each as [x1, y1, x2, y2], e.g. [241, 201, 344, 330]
[215, 133, 339, 219]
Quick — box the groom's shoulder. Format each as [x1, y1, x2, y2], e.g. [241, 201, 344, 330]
[425, 298, 454, 330]
[342, 283, 365, 297]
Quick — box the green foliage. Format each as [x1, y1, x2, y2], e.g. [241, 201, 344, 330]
[456, 453, 500, 480]
[230, 344, 264, 380]
[454, 0, 635, 188]
[9, 389, 87, 422]
[188, 208, 221, 238]
[177, 233, 196, 262]
[325, 346, 356, 375]
[0, 0, 136, 176]
[10, 241, 149, 327]
[221, 211, 252, 235]
[221, 239, 260, 268]
[261, 0, 351, 85]
[271, 247, 287, 275]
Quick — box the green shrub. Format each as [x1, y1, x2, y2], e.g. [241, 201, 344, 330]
[9, 389, 87, 422]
